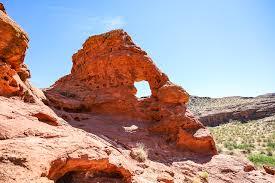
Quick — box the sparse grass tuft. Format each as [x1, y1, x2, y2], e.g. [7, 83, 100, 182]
[192, 171, 209, 183]
[224, 142, 254, 150]
[130, 143, 148, 162]
[198, 171, 209, 180]
[267, 142, 275, 149]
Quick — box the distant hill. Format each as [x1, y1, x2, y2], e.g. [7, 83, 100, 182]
[188, 93, 275, 126]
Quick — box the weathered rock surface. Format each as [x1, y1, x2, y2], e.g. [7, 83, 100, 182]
[189, 94, 275, 126]
[1, 96, 274, 183]
[0, 6, 43, 103]
[0, 4, 274, 183]
[0, 3, 6, 14]
[263, 165, 275, 175]
[45, 29, 216, 155]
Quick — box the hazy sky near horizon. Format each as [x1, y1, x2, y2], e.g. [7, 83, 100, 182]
[3, 0, 275, 97]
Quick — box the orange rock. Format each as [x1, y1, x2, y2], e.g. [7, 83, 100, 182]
[0, 64, 19, 96]
[45, 29, 217, 155]
[0, 3, 6, 14]
[0, 5, 43, 103]
[157, 82, 189, 104]
[0, 8, 29, 73]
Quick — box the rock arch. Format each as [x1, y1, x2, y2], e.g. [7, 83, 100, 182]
[45, 29, 217, 155]
[70, 30, 168, 97]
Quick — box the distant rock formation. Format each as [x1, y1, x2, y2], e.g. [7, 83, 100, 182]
[189, 95, 275, 126]
[45, 29, 216, 155]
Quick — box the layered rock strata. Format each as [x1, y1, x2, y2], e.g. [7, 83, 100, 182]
[189, 95, 275, 126]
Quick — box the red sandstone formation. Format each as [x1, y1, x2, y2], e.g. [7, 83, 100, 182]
[0, 4, 274, 183]
[0, 3, 6, 14]
[0, 5, 43, 103]
[45, 29, 216, 155]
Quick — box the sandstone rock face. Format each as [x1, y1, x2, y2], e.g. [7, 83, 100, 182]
[45, 29, 216, 155]
[0, 8, 28, 74]
[189, 95, 275, 126]
[0, 3, 6, 14]
[0, 7, 43, 102]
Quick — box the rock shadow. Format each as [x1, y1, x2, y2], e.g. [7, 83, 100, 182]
[58, 111, 213, 165]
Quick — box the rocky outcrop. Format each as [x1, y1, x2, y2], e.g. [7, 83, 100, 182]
[45, 29, 216, 155]
[45, 30, 185, 115]
[189, 95, 275, 126]
[0, 6, 43, 103]
[0, 3, 6, 14]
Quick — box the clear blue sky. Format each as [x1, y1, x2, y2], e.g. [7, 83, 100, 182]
[3, 0, 275, 97]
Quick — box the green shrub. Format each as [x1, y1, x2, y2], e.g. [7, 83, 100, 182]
[210, 117, 275, 167]
[224, 142, 254, 150]
[248, 154, 275, 166]
[267, 142, 275, 149]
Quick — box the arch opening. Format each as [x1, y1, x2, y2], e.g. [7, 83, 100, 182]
[134, 81, 151, 98]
